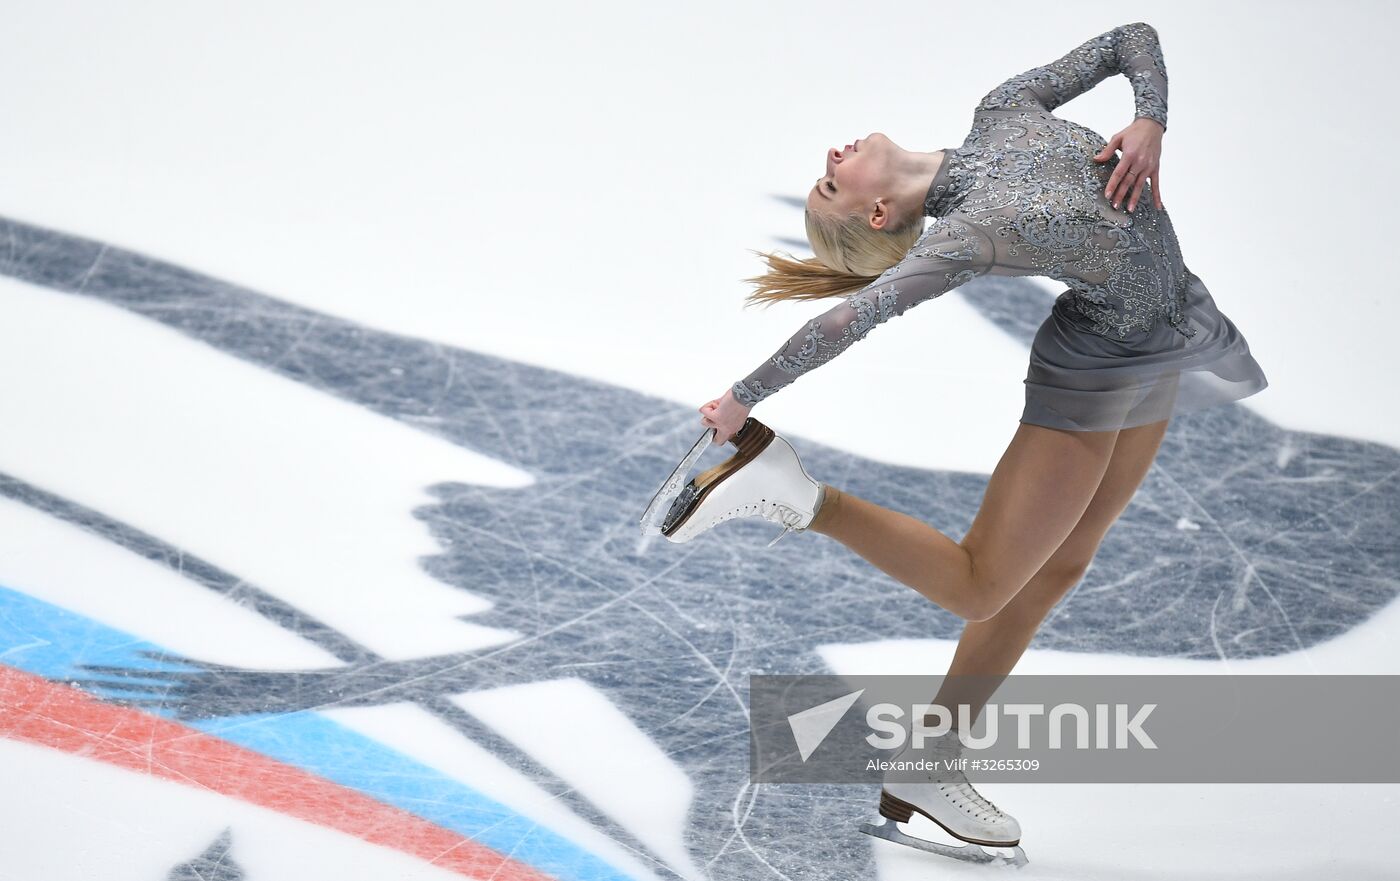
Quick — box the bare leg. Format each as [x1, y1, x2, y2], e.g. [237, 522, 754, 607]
[808, 422, 1119, 621]
[925, 417, 1171, 724]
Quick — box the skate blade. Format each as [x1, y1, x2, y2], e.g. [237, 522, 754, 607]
[655, 417, 774, 539]
[638, 426, 716, 536]
[638, 417, 776, 542]
[860, 819, 1028, 868]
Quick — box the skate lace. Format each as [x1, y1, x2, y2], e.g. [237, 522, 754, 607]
[941, 779, 1006, 822]
[709, 501, 803, 529]
[767, 503, 803, 527]
[703, 501, 804, 548]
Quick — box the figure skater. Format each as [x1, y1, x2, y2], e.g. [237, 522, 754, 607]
[666, 20, 1268, 865]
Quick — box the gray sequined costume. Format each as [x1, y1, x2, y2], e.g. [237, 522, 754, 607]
[731, 22, 1268, 431]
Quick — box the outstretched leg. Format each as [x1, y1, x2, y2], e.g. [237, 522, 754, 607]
[808, 422, 1118, 621]
[926, 417, 1171, 720]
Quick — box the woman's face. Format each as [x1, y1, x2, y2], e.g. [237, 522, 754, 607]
[807, 131, 893, 220]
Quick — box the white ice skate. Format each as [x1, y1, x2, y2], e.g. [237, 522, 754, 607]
[638, 417, 824, 548]
[861, 732, 1028, 868]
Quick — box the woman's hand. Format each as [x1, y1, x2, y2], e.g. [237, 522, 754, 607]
[1094, 117, 1165, 213]
[699, 389, 752, 446]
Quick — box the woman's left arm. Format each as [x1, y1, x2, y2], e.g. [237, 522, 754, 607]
[975, 21, 1170, 214]
[975, 22, 1169, 130]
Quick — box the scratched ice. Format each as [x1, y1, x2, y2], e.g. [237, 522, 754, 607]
[0, 214, 1396, 880]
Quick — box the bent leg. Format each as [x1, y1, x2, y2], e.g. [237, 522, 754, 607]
[956, 422, 1119, 618]
[928, 417, 1171, 722]
[809, 421, 1118, 621]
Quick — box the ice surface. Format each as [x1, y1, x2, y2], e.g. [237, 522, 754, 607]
[0, 209, 1395, 881]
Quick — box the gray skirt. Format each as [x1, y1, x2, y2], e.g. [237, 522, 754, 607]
[1021, 270, 1269, 432]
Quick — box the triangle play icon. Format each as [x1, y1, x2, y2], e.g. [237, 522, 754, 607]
[787, 689, 865, 761]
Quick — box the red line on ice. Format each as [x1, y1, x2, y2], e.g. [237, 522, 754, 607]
[0, 664, 556, 881]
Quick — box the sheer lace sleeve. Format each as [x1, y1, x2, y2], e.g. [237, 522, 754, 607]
[730, 215, 992, 408]
[974, 21, 1169, 131]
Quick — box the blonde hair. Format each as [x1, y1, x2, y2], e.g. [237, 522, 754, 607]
[741, 204, 925, 309]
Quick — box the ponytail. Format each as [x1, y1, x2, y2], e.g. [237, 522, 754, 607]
[741, 206, 925, 309]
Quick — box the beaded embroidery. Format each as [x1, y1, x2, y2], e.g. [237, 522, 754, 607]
[733, 22, 1193, 409]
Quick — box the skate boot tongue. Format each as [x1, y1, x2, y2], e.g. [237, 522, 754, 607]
[883, 729, 963, 785]
[914, 728, 965, 763]
[925, 741, 970, 786]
